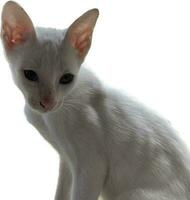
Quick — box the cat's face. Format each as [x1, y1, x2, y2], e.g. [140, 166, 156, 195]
[1, 1, 99, 113]
[8, 35, 80, 113]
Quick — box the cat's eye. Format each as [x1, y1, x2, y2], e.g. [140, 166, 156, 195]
[24, 70, 38, 82]
[59, 73, 74, 84]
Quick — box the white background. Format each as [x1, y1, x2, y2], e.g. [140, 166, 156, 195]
[0, 0, 190, 199]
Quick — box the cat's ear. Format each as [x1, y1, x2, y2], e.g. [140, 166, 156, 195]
[1, 1, 36, 51]
[64, 8, 99, 58]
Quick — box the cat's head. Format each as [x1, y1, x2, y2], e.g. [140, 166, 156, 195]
[1, 1, 99, 113]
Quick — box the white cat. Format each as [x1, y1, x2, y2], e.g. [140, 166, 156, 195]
[1, 1, 190, 200]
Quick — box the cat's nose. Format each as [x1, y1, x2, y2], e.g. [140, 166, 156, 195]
[40, 97, 55, 110]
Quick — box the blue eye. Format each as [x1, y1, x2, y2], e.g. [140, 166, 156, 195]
[24, 70, 38, 82]
[59, 73, 74, 84]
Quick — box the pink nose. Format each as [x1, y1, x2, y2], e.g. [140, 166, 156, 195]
[40, 97, 55, 110]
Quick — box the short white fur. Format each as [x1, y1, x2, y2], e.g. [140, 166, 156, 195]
[1, 1, 190, 200]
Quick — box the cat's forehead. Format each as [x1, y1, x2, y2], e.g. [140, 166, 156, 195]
[38, 41, 63, 70]
[36, 27, 66, 44]
[21, 43, 64, 73]
[36, 27, 66, 67]
[21, 28, 68, 71]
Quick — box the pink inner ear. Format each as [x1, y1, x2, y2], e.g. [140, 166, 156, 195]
[70, 28, 92, 57]
[2, 22, 29, 49]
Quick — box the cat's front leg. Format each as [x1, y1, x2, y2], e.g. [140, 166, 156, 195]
[71, 158, 106, 200]
[55, 160, 72, 200]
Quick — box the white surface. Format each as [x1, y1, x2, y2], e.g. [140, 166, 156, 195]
[0, 0, 190, 199]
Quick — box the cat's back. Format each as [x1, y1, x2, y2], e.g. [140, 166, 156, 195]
[102, 86, 190, 160]
[97, 84, 190, 197]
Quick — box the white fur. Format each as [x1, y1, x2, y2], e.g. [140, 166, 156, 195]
[2, 1, 190, 200]
[25, 68, 190, 200]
